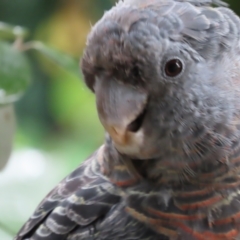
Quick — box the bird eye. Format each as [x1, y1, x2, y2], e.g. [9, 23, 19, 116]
[132, 66, 140, 78]
[164, 59, 183, 77]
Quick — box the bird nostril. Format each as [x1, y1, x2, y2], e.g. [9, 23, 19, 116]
[127, 108, 147, 132]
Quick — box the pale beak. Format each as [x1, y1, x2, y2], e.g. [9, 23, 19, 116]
[94, 78, 148, 147]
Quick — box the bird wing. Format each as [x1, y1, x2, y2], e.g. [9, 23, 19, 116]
[14, 148, 121, 240]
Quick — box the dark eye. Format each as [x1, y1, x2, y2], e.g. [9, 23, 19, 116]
[164, 59, 183, 77]
[131, 66, 140, 78]
[95, 66, 104, 72]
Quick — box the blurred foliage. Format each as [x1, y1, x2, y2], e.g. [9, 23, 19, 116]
[0, 22, 29, 40]
[0, 0, 112, 148]
[0, 0, 239, 238]
[0, 40, 31, 103]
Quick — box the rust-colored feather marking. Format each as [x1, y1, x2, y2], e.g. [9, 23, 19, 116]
[126, 206, 179, 239]
[175, 195, 223, 211]
[214, 211, 240, 226]
[175, 222, 239, 240]
[146, 207, 206, 221]
[174, 187, 215, 198]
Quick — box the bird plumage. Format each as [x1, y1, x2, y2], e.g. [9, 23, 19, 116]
[15, 0, 240, 239]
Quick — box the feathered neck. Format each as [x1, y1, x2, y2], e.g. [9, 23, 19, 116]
[98, 130, 240, 188]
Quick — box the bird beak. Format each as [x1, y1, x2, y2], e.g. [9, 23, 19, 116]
[94, 78, 148, 146]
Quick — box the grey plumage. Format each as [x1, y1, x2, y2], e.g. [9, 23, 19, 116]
[15, 0, 240, 239]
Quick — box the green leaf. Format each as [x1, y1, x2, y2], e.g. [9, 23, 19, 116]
[0, 22, 29, 40]
[0, 41, 31, 104]
[31, 42, 80, 77]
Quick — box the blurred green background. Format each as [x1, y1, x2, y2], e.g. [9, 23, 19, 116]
[0, 0, 239, 239]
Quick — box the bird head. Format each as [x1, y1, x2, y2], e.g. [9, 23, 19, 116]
[81, 0, 240, 164]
